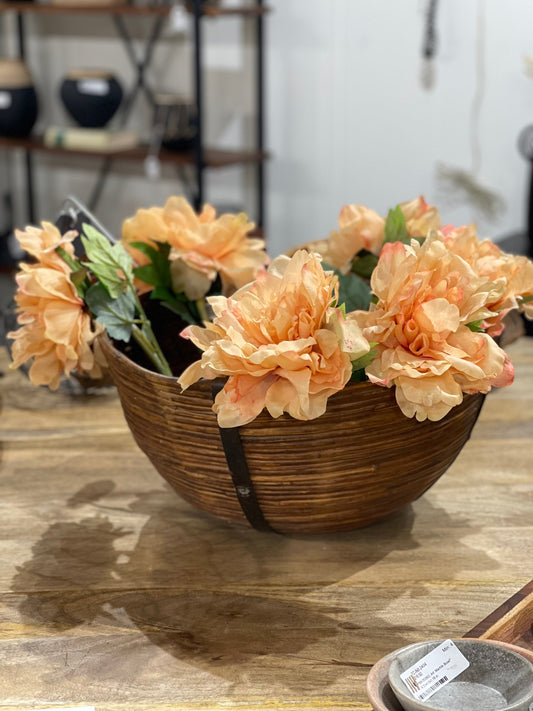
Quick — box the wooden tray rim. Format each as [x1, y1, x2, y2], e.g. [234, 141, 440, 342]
[465, 579, 533, 646]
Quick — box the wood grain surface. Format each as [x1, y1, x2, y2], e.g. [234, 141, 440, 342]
[0, 338, 532, 711]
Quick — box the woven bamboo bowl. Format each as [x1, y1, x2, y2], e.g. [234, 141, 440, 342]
[100, 331, 485, 535]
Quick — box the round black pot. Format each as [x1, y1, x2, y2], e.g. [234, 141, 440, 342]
[0, 59, 38, 138]
[59, 71, 123, 128]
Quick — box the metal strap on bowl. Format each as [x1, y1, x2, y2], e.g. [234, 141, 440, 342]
[211, 381, 277, 533]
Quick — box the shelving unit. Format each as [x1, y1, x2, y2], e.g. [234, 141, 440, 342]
[0, 135, 267, 167]
[0, 1, 269, 235]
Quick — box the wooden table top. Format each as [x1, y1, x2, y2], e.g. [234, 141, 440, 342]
[0, 337, 532, 711]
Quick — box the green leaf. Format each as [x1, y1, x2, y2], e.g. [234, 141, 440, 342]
[466, 319, 485, 333]
[383, 206, 409, 245]
[87, 263, 128, 296]
[81, 224, 134, 298]
[160, 298, 199, 325]
[351, 347, 378, 373]
[333, 269, 373, 312]
[55, 245, 81, 273]
[519, 293, 533, 304]
[150, 286, 176, 302]
[70, 267, 90, 298]
[148, 284, 199, 324]
[352, 250, 379, 279]
[150, 285, 189, 304]
[131, 241, 172, 289]
[134, 264, 161, 287]
[350, 347, 378, 382]
[85, 282, 136, 342]
[350, 368, 369, 383]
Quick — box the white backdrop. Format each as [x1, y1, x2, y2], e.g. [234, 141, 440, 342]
[266, 0, 533, 256]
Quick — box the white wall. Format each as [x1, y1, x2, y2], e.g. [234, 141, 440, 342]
[3, 0, 533, 259]
[266, 0, 533, 256]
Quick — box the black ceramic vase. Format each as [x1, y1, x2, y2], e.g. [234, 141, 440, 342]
[0, 59, 38, 138]
[59, 70, 123, 128]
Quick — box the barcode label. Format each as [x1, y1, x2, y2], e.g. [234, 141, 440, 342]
[400, 640, 469, 701]
[419, 675, 448, 700]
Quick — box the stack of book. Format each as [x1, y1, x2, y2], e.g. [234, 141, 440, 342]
[44, 126, 139, 153]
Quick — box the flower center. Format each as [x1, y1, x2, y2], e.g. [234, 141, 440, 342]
[394, 313, 431, 356]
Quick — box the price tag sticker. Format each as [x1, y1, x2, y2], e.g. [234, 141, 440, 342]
[400, 639, 470, 702]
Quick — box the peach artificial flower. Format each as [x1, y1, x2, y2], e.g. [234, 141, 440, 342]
[513, 261, 533, 320]
[178, 250, 371, 427]
[399, 195, 441, 237]
[15, 221, 78, 271]
[441, 224, 533, 334]
[8, 243, 103, 390]
[293, 196, 440, 274]
[121, 196, 268, 300]
[311, 204, 386, 272]
[353, 232, 513, 422]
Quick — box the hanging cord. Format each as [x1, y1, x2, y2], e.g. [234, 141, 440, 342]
[436, 0, 505, 221]
[470, 0, 485, 177]
[421, 0, 439, 90]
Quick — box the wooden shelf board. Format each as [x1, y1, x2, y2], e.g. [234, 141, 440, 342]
[204, 5, 270, 17]
[0, 135, 268, 168]
[0, 2, 270, 16]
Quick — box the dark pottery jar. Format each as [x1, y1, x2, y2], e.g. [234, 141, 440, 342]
[0, 59, 38, 138]
[153, 93, 198, 152]
[59, 69, 123, 128]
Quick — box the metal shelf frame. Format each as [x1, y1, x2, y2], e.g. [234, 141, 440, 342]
[1, 1, 268, 231]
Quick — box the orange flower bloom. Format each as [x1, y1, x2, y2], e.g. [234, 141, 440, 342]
[294, 196, 440, 274]
[354, 233, 513, 421]
[8, 259, 102, 390]
[513, 261, 533, 320]
[314, 204, 386, 272]
[399, 195, 441, 237]
[15, 221, 78, 270]
[294, 204, 385, 273]
[178, 250, 370, 427]
[121, 196, 268, 299]
[441, 224, 533, 334]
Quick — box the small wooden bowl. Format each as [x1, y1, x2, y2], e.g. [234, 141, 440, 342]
[100, 333, 485, 534]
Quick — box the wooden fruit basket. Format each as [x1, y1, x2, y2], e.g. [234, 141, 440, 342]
[100, 333, 485, 534]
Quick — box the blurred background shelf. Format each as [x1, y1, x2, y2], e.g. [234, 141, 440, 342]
[0, 0, 269, 274]
[0, 135, 268, 167]
[0, 3, 270, 17]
